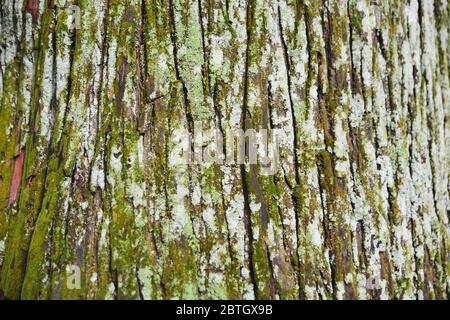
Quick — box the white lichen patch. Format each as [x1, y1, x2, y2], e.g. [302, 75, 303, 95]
[202, 208, 217, 232]
[138, 266, 153, 300]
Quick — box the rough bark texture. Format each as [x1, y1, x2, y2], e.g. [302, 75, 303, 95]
[0, 0, 449, 300]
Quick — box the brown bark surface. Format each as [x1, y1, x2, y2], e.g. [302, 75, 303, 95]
[0, 0, 449, 299]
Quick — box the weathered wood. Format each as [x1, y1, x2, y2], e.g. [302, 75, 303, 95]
[0, 0, 448, 299]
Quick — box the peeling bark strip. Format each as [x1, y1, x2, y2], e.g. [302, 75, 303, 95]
[7, 150, 25, 208]
[0, 0, 448, 300]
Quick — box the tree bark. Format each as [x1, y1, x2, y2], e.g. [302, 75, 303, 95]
[0, 0, 449, 299]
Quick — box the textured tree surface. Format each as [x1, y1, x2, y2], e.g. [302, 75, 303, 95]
[0, 0, 449, 300]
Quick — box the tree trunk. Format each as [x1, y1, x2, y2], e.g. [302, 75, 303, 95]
[0, 0, 449, 300]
